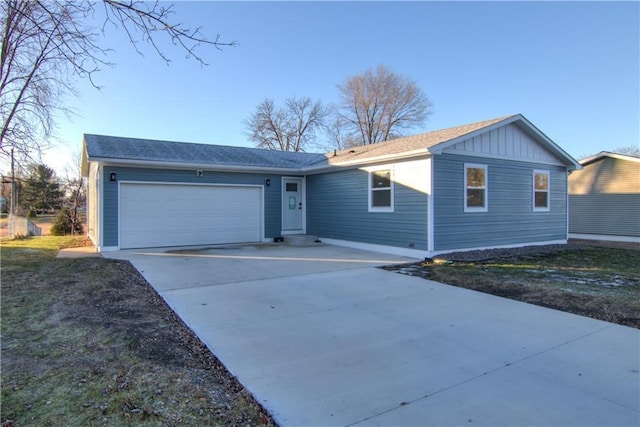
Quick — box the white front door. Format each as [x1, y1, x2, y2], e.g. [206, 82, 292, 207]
[282, 177, 304, 233]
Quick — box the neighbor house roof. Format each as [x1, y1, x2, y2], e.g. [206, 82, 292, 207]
[82, 114, 581, 175]
[579, 151, 640, 166]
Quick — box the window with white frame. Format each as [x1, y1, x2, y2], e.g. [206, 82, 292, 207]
[464, 163, 488, 212]
[533, 170, 550, 211]
[369, 168, 393, 212]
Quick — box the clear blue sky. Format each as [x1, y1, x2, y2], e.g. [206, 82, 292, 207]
[43, 1, 639, 174]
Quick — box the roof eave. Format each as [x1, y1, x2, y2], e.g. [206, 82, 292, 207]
[514, 115, 582, 170]
[81, 136, 91, 177]
[88, 150, 434, 175]
[305, 148, 432, 172]
[87, 157, 307, 174]
[580, 151, 640, 166]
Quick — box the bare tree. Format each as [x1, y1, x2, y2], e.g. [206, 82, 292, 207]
[612, 145, 640, 157]
[59, 149, 85, 234]
[323, 115, 360, 150]
[578, 145, 640, 161]
[335, 65, 432, 146]
[0, 0, 233, 169]
[245, 97, 328, 152]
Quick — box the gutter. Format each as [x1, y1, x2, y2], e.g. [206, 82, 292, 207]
[89, 148, 434, 175]
[90, 157, 307, 174]
[305, 148, 432, 173]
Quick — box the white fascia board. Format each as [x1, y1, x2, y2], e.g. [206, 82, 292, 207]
[514, 115, 582, 170]
[429, 114, 582, 171]
[90, 150, 436, 175]
[90, 157, 304, 174]
[81, 138, 91, 177]
[304, 149, 431, 173]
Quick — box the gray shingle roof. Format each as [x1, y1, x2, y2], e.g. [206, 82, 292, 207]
[83, 134, 327, 169]
[86, 115, 568, 172]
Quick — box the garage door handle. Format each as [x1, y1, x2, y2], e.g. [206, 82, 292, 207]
[298, 202, 302, 210]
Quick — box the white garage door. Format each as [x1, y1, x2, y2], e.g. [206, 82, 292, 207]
[120, 183, 261, 249]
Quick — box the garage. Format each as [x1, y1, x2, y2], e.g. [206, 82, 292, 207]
[119, 183, 262, 249]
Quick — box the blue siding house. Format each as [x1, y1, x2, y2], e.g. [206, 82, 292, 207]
[81, 114, 580, 256]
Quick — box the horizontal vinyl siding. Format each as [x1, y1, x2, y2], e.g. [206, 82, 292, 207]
[434, 154, 567, 251]
[570, 194, 640, 237]
[306, 167, 428, 250]
[101, 166, 287, 247]
[568, 157, 639, 237]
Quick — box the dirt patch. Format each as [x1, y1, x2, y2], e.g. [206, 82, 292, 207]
[1, 245, 275, 426]
[383, 244, 640, 329]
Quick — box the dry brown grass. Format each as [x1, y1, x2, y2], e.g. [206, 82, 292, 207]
[1, 236, 274, 426]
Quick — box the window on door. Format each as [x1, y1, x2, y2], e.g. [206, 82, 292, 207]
[286, 182, 298, 192]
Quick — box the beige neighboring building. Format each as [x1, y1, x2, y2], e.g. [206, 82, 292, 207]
[569, 152, 640, 243]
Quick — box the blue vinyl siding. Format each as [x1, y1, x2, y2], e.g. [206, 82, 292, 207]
[101, 166, 288, 247]
[433, 154, 568, 251]
[306, 168, 428, 250]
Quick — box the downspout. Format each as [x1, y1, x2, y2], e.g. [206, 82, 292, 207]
[427, 156, 435, 254]
[98, 164, 103, 251]
[566, 169, 571, 242]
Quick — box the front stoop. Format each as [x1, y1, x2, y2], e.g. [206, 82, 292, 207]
[283, 235, 320, 246]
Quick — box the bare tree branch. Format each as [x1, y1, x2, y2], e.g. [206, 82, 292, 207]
[244, 97, 328, 152]
[335, 65, 432, 146]
[102, 1, 235, 65]
[0, 0, 233, 170]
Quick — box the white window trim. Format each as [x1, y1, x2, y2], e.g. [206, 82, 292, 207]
[464, 163, 488, 213]
[368, 166, 394, 212]
[533, 170, 551, 212]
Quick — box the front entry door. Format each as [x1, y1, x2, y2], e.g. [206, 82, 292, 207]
[282, 177, 303, 233]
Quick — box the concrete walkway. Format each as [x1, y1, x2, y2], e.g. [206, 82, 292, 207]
[107, 244, 640, 426]
[56, 245, 101, 258]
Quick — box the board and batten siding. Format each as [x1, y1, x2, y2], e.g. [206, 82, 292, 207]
[433, 154, 568, 251]
[100, 166, 287, 248]
[306, 159, 429, 250]
[569, 156, 640, 238]
[443, 122, 564, 166]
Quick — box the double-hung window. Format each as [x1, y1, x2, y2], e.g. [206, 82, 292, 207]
[533, 170, 550, 211]
[369, 168, 393, 212]
[464, 163, 488, 212]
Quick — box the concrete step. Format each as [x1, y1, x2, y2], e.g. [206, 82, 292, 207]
[282, 234, 321, 246]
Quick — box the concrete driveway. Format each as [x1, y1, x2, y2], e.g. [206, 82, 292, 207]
[106, 243, 640, 426]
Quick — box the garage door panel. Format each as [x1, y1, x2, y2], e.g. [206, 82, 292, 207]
[120, 183, 261, 249]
